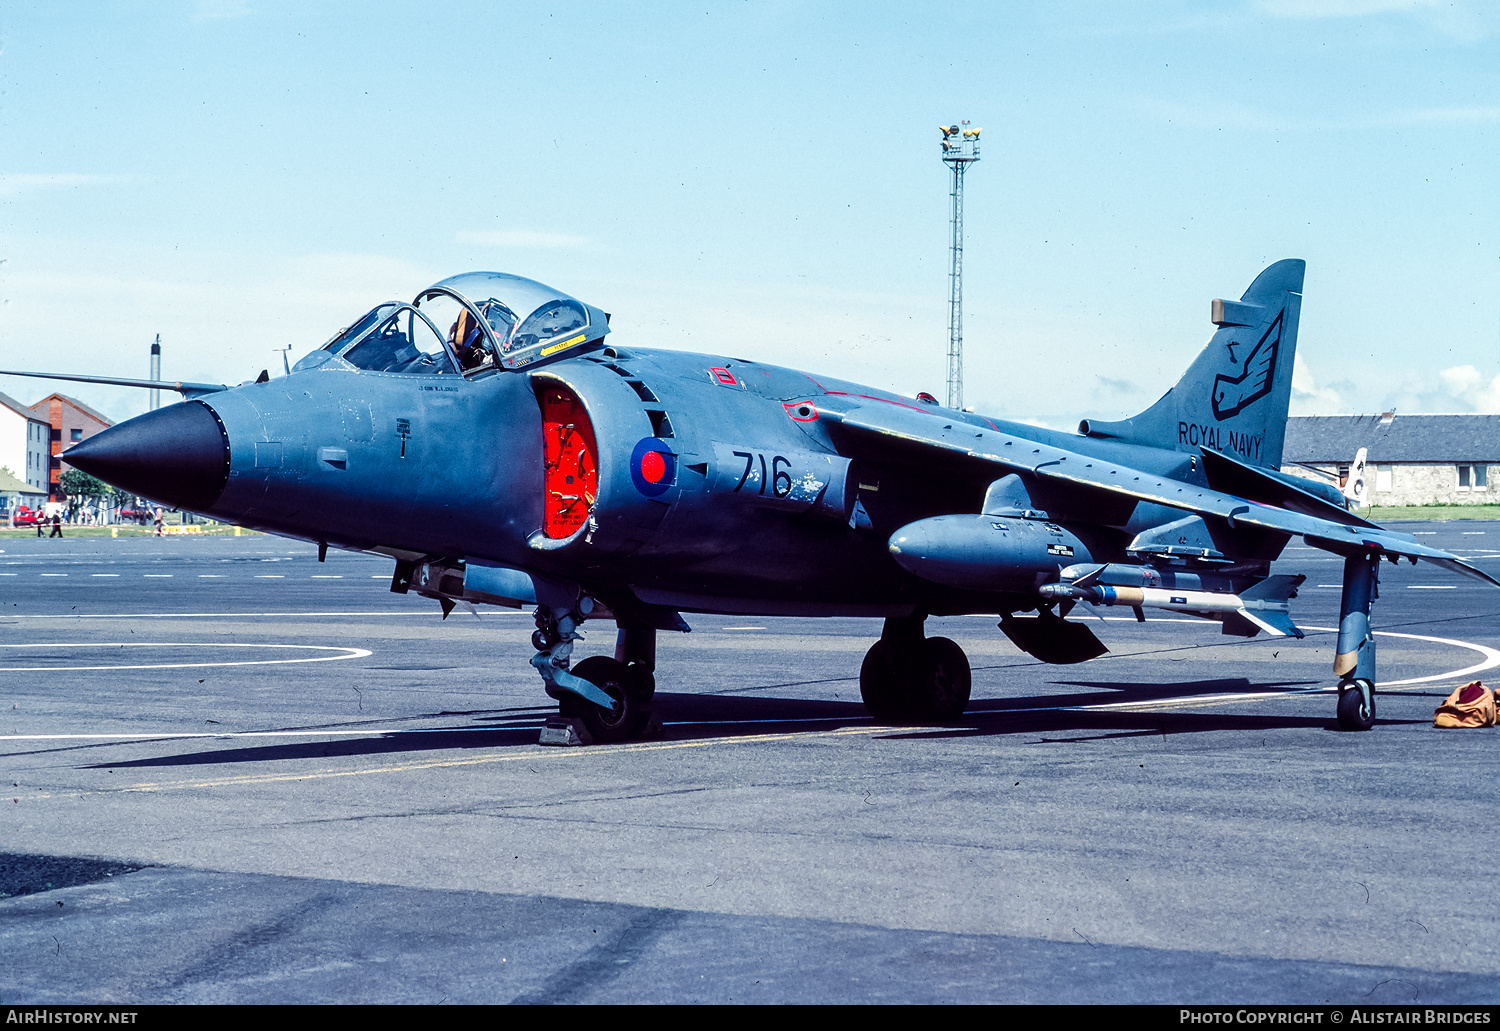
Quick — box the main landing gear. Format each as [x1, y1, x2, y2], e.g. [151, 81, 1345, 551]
[1334, 553, 1380, 732]
[859, 613, 972, 722]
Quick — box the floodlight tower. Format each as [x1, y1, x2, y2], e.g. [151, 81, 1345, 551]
[940, 122, 980, 410]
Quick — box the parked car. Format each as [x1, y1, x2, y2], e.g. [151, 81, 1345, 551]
[117, 507, 152, 524]
[11, 505, 40, 527]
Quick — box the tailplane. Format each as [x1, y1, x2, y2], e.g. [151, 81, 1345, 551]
[1079, 258, 1304, 470]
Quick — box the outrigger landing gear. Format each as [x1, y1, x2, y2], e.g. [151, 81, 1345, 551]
[532, 600, 656, 744]
[859, 613, 971, 722]
[1334, 553, 1380, 732]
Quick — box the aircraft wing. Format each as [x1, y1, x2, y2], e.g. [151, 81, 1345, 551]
[0, 369, 228, 399]
[825, 403, 1500, 587]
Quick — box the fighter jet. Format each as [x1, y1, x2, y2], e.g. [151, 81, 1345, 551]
[9, 259, 1494, 741]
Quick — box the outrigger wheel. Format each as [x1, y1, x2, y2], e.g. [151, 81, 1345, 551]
[859, 615, 971, 722]
[560, 656, 655, 743]
[1336, 678, 1376, 732]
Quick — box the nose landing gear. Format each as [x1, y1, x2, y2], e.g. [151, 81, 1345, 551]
[559, 656, 654, 743]
[533, 603, 658, 744]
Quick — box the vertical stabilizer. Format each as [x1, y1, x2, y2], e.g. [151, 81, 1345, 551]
[1079, 259, 1305, 469]
[1343, 447, 1368, 509]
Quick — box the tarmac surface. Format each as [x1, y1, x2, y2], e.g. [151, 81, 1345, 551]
[1, 523, 1498, 1003]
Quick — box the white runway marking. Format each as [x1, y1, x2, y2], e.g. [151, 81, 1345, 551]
[0, 642, 371, 672]
[1407, 585, 1456, 590]
[1032, 626, 1500, 716]
[1358, 629, 1500, 687]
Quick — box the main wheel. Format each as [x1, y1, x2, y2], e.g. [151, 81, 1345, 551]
[859, 637, 973, 722]
[1337, 678, 1376, 731]
[560, 656, 653, 743]
[913, 637, 971, 721]
[859, 639, 907, 721]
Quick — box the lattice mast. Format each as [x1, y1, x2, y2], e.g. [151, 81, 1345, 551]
[940, 122, 980, 410]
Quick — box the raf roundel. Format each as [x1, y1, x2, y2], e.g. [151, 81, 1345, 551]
[629, 437, 676, 498]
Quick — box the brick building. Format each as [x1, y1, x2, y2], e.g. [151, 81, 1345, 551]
[26, 393, 114, 502]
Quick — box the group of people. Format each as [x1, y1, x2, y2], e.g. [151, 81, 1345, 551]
[20, 507, 167, 537]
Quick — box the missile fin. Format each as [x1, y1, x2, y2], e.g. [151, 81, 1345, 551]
[1237, 607, 1303, 639]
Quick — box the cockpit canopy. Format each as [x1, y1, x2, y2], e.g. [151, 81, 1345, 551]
[296, 272, 610, 377]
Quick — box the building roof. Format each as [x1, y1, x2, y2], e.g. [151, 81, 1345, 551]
[0, 390, 47, 423]
[1284, 414, 1500, 464]
[0, 467, 46, 497]
[28, 392, 114, 428]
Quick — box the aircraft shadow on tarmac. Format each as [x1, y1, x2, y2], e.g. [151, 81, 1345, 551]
[78, 674, 1424, 770]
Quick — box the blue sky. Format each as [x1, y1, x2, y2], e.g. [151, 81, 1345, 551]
[1, 1, 1496, 428]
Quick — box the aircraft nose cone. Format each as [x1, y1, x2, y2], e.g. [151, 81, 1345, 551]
[64, 400, 230, 511]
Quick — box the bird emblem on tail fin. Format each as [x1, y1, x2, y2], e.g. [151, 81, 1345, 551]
[1211, 311, 1282, 420]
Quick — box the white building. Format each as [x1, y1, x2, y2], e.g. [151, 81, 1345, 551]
[0, 391, 51, 496]
[1282, 414, 1500, 507]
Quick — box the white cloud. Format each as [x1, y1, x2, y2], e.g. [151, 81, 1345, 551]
[1291, 353, 1345, 412]
[1438, 364, 1500, 411]
[0, 174, 127, 198]
[455, 230, 591, 250]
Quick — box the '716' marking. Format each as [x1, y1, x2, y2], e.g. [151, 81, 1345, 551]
[732, 450, 793, 498]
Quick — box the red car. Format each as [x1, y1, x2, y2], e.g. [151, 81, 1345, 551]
[11, 505, 40, 527]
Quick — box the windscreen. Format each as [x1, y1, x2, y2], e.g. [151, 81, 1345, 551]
[338, 306, 457, 375]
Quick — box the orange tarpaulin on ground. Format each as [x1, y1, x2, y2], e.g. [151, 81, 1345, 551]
[1434, 681, 1497, 728]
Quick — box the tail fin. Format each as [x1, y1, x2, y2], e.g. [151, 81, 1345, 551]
[1343, 447, 1368, 509]
[1079, 259, 1304, 469]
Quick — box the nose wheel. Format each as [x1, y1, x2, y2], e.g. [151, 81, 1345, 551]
[559, 656, 655, 743]
[860, 616, 971, 722]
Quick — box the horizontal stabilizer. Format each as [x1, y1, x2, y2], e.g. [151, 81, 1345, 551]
[1198, 447, 1372, 528]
